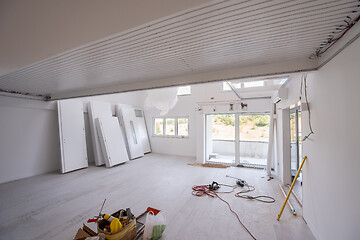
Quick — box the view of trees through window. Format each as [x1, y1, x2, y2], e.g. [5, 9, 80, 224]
[290, 111, 302, 143]
[154, 118, 164, 135]
[165, 118, 175, 135]
[154, 117, 189, 137]
[212, 114, 270, 141]
[178, 118, 189, 136]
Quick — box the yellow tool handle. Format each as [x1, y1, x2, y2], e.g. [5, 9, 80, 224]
[279, 184, 296, 215]
[277, 156, 307, 221]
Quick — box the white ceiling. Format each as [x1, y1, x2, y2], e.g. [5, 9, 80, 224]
[0, 0, 359, 100]
[0, 0, 209, 76]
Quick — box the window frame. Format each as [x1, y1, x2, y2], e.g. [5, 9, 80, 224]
[222, 82, 242, 91]
[177, 86, 191, 96]
[222, 77, 289, 91]
[165, 118, 176, 136]
[153, 118, 164, 136]
[152, 116, 189, 138]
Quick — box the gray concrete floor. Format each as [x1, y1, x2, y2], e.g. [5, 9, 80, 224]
[0, 153, 314, 240]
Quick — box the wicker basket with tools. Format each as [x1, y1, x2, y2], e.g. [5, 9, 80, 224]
[97, 209, 136, 240]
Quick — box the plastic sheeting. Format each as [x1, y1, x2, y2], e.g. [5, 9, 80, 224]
[144, 87, 178, 115]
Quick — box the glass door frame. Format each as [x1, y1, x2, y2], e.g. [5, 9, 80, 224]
[290, 106, 301, 173]
[205, 113, 237, 165]
[238, 112, 270, 167]
[205, 111, 270, 166]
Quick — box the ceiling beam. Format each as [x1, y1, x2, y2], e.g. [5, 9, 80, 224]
[317, 19, 360, 68]
[51, 58, 317, 100]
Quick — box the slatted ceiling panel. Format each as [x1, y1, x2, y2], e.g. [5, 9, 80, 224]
[0, 2, 354, 76]
[0, 0, 359, 98]
[0, 2, 352, 79]
[0, 29, 346, 85]
[14, 3, 346, 73]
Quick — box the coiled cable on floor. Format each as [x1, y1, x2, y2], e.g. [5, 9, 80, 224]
[234, 184, 276, 203]
[192, 184, 257, 240]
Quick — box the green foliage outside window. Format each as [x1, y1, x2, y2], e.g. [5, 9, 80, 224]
[214, 114, 269, 127]
[214, 114, 235, 126]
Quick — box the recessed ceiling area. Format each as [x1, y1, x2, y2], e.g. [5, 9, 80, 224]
[0, 0, 359, 100]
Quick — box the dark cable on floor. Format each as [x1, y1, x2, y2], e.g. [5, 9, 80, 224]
[234, 184, 275, 203]
[192, 184, 257, 240]
[226, 175, 276, 203]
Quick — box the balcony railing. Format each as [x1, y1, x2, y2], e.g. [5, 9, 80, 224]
[207, 139, 268, 166]
[212, 139, 268, 158]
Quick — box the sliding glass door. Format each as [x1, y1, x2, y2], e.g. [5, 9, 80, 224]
[239, 114, 270, 167]
[206, 114, 236, 164]
[290, 107, 302, 176]
[205, 113, 270, 167]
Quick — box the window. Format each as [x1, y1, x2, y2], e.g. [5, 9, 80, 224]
[211, 114, 235, 140]
[130, 121, 138, 144]
[177, 86, 191, 96]
[223, 82, 241, 91]
[153, 117, 189, 137]
[223, 77, 289, 90]
[243, 80, 264, 88]
[273, 78, 288, 85]
[154, 118, 164, 135]
[134, 109, 143, 117]
[178, 118, 189, 136]
[165, 118, 175, 135]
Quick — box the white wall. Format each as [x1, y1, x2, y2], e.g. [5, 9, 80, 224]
[144, 88, 198, 157]
[275, 107, 292, 184]
[304, 38, 360, 240]
[277, 37, 360, 239]
[0, 96, 59, 184]
[0, 91, 145, 184]
[144, 82, 272, 159]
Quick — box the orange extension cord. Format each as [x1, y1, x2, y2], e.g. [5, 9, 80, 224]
[192, 185, 257, 240]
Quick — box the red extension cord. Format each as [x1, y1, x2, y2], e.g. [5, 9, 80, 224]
[192, 185, 257, 240]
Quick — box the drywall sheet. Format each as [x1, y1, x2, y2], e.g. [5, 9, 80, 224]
[116, 105, 144, 159]
[95, 117, 129, 167]
[88, 101, 112, 166]
[57, 100, 88, 173]
[134, 109, 151, 153]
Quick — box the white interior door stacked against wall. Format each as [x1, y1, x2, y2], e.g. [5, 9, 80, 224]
[95, 117, 129, 167]
[116, 105, 146, 159]
[134, 108, 151, 154]
[57, 99, 88, 173]
[88, 101, 113, 166]
[57, 101, 150, 171]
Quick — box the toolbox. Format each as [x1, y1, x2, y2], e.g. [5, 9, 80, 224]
[97, 210, 137, 240]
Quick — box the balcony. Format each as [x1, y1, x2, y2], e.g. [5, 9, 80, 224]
[207, 140, 268, 166]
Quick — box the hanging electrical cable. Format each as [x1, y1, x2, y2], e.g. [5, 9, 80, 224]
[310, 8, 360, 59]
[300, 74, 314, 141]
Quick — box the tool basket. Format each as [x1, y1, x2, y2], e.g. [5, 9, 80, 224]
[97, 210, 136, 240]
